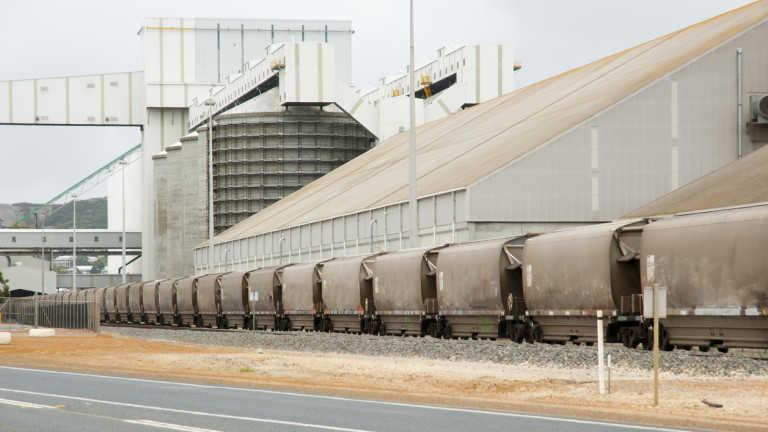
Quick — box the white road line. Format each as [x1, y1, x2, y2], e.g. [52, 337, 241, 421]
[125, 419, 222, 432]
[0, 365, 689, 432]
[0, 387, 373, 432]
[0, 397, 55, 409]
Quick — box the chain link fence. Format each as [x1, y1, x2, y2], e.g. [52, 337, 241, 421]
[0, 297, 100, 333]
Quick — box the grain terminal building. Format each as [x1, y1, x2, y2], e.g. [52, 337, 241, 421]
[194, 2, 768, 275]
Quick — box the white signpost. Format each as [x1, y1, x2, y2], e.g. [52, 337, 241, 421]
[597, 310, 605, 394]
[643, 258, 667, 407]
[249, 291, 258, 331]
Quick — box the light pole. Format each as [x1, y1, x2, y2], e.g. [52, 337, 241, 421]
[205, 98, 216, 273]
[408, 0, 418, 249]
[119, 160, 127, 284]
[72, 192, 78, 292]
[40, 213, 45, 295]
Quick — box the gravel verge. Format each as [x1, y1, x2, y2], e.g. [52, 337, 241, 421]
[105, 327, 768, 377]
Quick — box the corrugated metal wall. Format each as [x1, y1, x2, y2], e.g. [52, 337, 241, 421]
[468, 20, 768, 223]
[193, 19, 352, 85]
[196, 189, 468, 274]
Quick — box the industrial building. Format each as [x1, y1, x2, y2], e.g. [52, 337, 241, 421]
[0, 15, 516, 280]
[194, 2, 768, 274]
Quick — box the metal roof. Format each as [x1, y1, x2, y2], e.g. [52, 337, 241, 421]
[622, 142, 768, 218]
[208, 1, 768, 246]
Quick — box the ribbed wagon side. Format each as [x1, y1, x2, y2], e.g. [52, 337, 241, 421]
[373, 246, 446, 336]
[96, 287, 107, 322]
[196, 273, 227, 328]
[157, 277, 184, 325]
[523, 220, 646, 345]
[115, 283, 131, 323]
[281, 261, 326, 331]
[320, 253, 380, 334]
[103, 286, 118, 323]
[175, 276, 199, 327]
[641, 204, 768, 351]
[219, 271, 250, 329]
[248, 265, 290, 331]
[127, 282, 144, 323]
[436, 237, 529, 340]
[141, 280, 164, 325]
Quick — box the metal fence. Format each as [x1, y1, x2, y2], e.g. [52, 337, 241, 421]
[0, 297, 100, 333]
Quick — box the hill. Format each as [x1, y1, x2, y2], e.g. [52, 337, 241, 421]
[0, 197, 108, 229]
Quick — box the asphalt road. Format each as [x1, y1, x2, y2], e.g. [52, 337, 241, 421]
[0, 365, 698, 432]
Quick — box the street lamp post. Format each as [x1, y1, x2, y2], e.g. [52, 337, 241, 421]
[119, 160, 127, 284]
[205, 98, 216, 273]
[408, 0, 418, 249]
[72, 193, 78, 292]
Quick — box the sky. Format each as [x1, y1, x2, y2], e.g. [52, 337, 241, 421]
[0, 0, 756, 204]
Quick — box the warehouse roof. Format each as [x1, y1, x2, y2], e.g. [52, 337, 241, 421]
[622, 143, 768, 218]
[207, 1, 768, 246]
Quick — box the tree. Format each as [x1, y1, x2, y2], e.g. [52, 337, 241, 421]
[0, 269, 9, 298]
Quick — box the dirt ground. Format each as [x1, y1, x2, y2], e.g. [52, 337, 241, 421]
[1, 330, 766, 432]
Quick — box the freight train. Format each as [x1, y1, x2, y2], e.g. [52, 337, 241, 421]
[40, 203, 768, 352]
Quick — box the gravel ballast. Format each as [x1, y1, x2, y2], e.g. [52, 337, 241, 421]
[105, 327, 768, 377]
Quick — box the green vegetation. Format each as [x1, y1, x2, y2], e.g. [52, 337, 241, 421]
[0, 270, 9, 300]
[11, 197, 108, 229]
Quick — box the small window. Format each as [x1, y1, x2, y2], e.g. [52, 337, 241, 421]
[119, 236, 123, 242]
[69, 237, 73, 242]
[11, 237, 16, 243]
[43, 237, 46, 242]
[94, 236, 99, 242]
[463, 59, 466, 66]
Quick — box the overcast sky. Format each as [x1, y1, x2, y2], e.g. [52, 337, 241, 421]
[0, 0, 755, 204]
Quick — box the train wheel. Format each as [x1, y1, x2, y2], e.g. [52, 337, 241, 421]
[379, 323, 387, 336]
[698, 345, 710, 353]
[443, 324, 453, 340]
[717, 347, 729, 354]
[533, 326, 543, 343]
[512, 326, 524, 344]
[620, 329, 630, 348]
